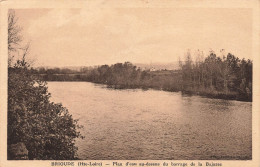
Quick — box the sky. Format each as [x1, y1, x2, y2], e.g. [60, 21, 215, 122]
[14, 8, 252, 67]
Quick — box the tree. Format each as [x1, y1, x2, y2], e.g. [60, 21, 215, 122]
[181, 50, 193, 89]
[8, 10, 23, 66]
[8, 10, 83, 160]
[178, 49, 252, 101]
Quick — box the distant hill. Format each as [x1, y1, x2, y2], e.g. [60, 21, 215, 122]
[134, 62, 179, 71]
[35, 62, 179, 71]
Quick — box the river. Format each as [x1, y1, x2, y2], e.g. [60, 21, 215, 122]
[47, 82, 252, 160]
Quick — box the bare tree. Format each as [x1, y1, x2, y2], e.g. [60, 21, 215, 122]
[8, 10, 30, 67]
[8, 10, 22, 52]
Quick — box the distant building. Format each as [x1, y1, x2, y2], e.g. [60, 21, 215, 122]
[150, 67, 156, 71]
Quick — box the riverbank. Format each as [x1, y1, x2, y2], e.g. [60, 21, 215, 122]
[101, 83, 251, 102]
[33, 57, 252, 102]
[37, 72, 252, 102]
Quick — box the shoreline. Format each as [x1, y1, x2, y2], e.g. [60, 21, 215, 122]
[47, 80, 252, 102]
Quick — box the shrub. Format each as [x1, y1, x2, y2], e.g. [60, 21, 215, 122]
[8, 62, 83, 160]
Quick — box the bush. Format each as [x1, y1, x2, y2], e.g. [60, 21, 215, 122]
[8, 62, 83, 160]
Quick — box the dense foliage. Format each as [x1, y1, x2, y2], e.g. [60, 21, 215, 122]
[8, 61, 83, 160]
[179, 51, 252, 101]
[87, 62, 182, 91]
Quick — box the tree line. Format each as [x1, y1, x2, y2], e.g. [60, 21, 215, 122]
[179, 50, 252, 101]
[34, 51, 252, 101]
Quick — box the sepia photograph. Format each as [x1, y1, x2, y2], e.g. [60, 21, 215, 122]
[0, 0, 259, 166]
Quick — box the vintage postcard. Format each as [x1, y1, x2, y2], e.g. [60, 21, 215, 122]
[0, 0, 259, 167]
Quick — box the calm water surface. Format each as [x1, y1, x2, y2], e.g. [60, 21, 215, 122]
[48, 82, 252, 160]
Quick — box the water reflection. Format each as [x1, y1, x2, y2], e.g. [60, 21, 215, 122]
[48, 82, 252, 160]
